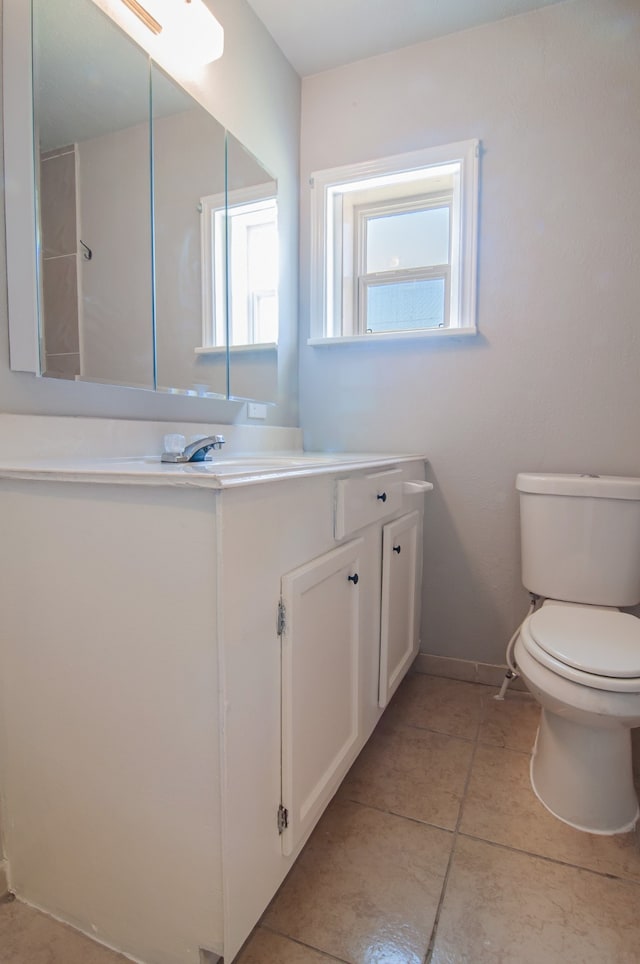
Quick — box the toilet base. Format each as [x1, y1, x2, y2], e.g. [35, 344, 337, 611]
[530, 709, 639, 835]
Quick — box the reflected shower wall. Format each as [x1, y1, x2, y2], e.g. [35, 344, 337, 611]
[39, 145, 81, 378]
[76, 121, 154, 389]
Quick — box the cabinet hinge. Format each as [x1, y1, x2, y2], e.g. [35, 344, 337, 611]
[277, 598, 286, 636]
[277, 803, 289, 834]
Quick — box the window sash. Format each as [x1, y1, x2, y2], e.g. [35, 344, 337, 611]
[347, 195, 455, 337]
[358, 196, 452, 271]
[348, 194, 452, 336]
[356, 265, 451, 335]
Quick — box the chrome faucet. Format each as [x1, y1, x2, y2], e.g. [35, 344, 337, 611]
[161, 435, 226, 463]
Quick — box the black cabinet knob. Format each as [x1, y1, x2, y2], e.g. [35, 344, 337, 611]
[393, 544, 401, 554]
[348, 573, 359, 585]
[377, 492, 387, 503]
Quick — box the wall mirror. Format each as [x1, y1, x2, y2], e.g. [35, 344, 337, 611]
[34, 0, 155, 389]
[151, 61, 228, 399]
[226, 132, 278, 402]
[4, 0, 279, 403]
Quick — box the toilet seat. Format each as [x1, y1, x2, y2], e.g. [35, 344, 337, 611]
[520, 606, 640, 693]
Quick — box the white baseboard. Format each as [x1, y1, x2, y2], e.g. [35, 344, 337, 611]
[414, 652, 526, 690]
[0, 859, 8, 897]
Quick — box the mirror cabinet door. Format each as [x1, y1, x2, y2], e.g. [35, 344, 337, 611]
[34, 0, 154, 388]
[9, 0, 280, 403]
[151, 63, 228, 399]
[226, 133, 279, 403]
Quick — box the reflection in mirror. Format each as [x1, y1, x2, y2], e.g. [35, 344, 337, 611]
[12, 0, 281, 404]
[224, 133, 278, 403]
[151, 63, 227, 399]
[34, 0, 154, 387]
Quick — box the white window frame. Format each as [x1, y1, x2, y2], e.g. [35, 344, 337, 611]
[309, 139, 479, 345]
[198, 182, 278, 354]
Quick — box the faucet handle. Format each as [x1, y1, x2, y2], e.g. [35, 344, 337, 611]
[161, 433, 226, 463]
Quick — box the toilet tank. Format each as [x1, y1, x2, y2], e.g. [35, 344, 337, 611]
[517, 473, 640, 607]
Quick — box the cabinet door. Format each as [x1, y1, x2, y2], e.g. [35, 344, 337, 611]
[280, 538, 363, 857]
[378, 510, 422, 708]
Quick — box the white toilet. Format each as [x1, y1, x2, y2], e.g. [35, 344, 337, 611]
[514, 472, 640, 835]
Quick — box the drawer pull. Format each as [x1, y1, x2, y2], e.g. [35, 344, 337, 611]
[377, 492, 387, 503]
[348, 573, 359, 585]
[393, 544, 401, 554]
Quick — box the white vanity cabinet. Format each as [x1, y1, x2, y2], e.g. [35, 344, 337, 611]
[379, 509, 423, 708]
[0, 456, 427, 964]
[279, 538, 363, 858]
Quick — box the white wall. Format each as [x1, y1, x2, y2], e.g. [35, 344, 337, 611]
[0, 0, 300, 425]
[299, 0, 640, 664]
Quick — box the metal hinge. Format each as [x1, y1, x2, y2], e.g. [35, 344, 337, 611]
[277, 598, 286, 636]
[277, 803, 289, 834]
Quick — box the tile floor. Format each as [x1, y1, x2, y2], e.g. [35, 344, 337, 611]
[2, 673, 640, 964]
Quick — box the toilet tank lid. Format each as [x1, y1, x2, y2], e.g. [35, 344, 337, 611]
[516, 473, 640, 501]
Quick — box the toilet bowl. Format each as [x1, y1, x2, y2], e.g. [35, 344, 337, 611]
[514, 601, 640, 835]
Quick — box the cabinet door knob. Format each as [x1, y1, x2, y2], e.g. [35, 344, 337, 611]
[348, 573, 359, 585]
[377, 492, 387, 503]
[393, 544, 401, 554]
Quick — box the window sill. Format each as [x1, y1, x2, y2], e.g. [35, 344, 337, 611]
[195, 343, 278, 356]
[307, 327, 477, 347]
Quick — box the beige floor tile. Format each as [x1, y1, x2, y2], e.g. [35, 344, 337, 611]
[385, 673, 487, 740]
[477, 687, 540, 752]
[339, 720, 473, 830]
[460, 743, 640, 883]
[236, 926, 342, 963]
[0, 898, 129, 964]
[263, 798, 452, 964]
[431, 836, 640, 964]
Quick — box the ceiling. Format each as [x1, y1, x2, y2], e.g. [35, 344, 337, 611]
[245, 0, 568, 76]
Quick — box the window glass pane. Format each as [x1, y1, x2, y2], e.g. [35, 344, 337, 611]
[247, 221, 277, 292]
[366, 278, 445, 332]
[226, 200, 278, 345]
[366, 206, 449, 274]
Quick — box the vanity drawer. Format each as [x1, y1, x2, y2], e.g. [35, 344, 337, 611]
[335, 468, 402, 539]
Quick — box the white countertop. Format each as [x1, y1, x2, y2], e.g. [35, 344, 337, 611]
[0, 452, 426, 488]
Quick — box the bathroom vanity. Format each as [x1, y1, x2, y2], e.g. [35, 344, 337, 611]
[0, 448, 428, 963]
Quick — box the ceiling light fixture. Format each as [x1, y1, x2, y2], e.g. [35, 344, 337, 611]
[119, 0, 224, 64]
[121, 0, 162, 35]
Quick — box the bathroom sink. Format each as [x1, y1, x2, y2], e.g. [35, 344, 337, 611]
[193, 455, 313, 473]
[120, 452, 416, 476]
[204, 456, 310, 466]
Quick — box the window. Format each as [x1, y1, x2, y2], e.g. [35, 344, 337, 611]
[309, 140, 479, 344]
[199, 185, 278, 351]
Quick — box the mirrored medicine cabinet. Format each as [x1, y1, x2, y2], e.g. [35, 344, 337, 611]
[3, 0, 278, 403]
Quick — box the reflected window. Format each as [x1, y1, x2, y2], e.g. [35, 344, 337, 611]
[227, 199, 278, 345]
[201, 190, 278, 348]
[309, 140, 479, 342]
